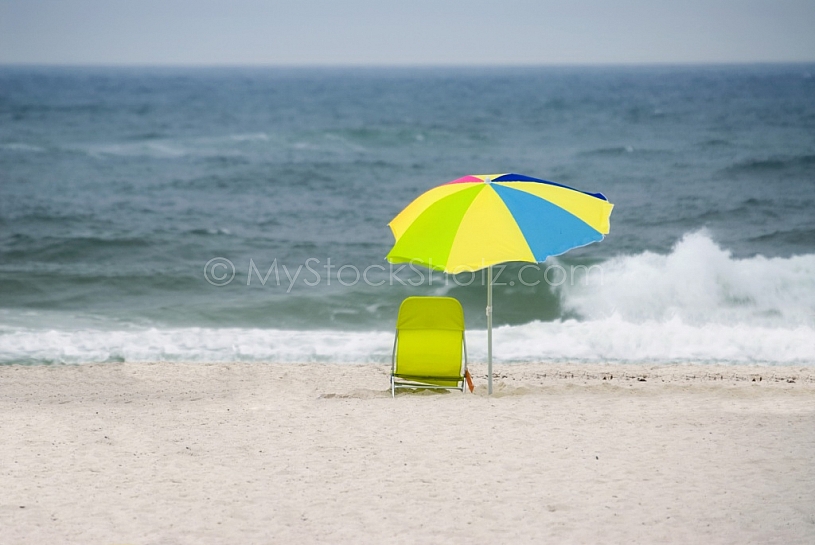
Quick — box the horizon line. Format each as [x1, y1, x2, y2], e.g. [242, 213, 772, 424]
[2, 60, 814, 70]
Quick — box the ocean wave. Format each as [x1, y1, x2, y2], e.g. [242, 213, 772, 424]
[722, 154, 815, 175]
[2, 231, 815, 366]
[0, 142, 46, 153]
[73, 135, 258, 159]
[85, 141, 188, 158]
[229, 132, 270, 142]
[0, 327, 395, 365]
[747, 228, 815, 247]
[1, 235, 153, 261]
[488, 318, 815, 365]
[1, 319, 812, 366]
[696, 138, 732, 148]
[559, 231, 815, 327]
[579, 146, 636, 156]
[577, 145, 675, 158]
[188, 227, 233, 236]
[691, 199, 779, 223]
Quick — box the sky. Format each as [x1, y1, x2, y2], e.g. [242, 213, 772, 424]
[1, 0, 814, 66]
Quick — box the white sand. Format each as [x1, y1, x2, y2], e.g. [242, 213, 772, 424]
[1, 362, 814, 544]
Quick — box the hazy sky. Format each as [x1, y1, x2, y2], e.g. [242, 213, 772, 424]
[1, 0, 814, 65]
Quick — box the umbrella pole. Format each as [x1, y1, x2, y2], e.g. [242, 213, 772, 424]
[487, 265, 493, 395]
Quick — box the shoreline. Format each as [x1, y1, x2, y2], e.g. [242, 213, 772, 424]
[2, 362, 814, 543]
[3, 360, 814, 386]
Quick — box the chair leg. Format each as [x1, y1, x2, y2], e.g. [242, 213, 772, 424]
[391, 376, 395, 398]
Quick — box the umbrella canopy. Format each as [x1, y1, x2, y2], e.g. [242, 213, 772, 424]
[386, 173, 613, 393]
[387, 173, 613, 273]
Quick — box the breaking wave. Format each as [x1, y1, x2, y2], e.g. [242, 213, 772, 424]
[2, 232, 813, 366]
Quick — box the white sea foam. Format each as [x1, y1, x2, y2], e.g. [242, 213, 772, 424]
[0, 327, 395, 365]
[1, 318, 812, 366]
[78, 135, 258, 159]
[560, 231, 815, 327]
[483, 318, 815, 365]
[229, 132, 269, 142]
[85, 142, 187, 158]
[1, 142, 46, 153]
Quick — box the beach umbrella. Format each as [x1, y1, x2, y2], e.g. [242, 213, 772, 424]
[386, 173, 613, 394]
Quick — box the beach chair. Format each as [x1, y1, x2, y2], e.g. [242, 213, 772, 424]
[391, 296, 470, 397]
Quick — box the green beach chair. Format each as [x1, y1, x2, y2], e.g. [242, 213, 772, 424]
[391, 296, 470, 397]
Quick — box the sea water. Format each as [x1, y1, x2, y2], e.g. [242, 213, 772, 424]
[1, 65, 814, 365]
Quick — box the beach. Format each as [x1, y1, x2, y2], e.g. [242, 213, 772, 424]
[2, 362, 813, 544]
[3, 46, 815, 545]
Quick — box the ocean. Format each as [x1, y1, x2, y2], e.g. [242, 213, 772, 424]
[1, 65, 814, 365]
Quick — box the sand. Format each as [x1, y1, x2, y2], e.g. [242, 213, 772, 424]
[1, 362, 814, 544]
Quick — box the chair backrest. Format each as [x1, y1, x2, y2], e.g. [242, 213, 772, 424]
[395, 296, 465, 378]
